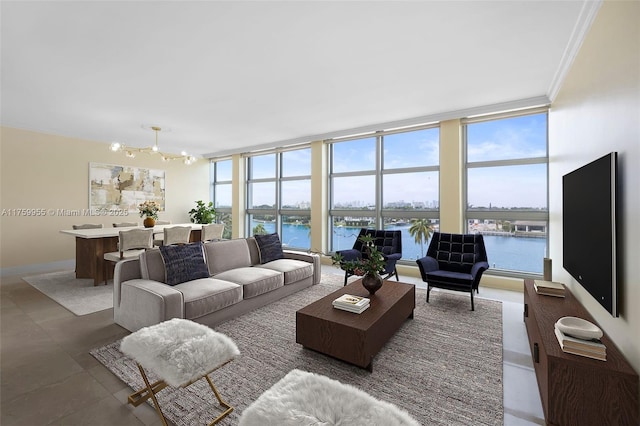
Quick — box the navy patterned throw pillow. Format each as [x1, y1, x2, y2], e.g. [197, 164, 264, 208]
[159, 241, 210, 286]
[254, 232, 284, 264]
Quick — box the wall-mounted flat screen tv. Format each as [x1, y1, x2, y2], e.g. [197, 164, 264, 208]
[562, 152, 618, 317]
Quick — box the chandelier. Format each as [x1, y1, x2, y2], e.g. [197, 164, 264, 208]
[109, 126, 197, 165]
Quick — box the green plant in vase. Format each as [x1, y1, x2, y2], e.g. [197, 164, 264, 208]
[332, 234, 386, 295]
[188, 200, 216, 224]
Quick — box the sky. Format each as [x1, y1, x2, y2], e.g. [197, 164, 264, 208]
[215, 112, 548, 210]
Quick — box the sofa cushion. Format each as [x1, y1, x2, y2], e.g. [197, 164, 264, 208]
[174, 278, 243, 319]
[204, 239, 252, 275]
[159, 242, 210, 286]
[426, 270, 473, 287]
[214, 267, 283, 299]
[254, 233, 284, 264]
[257, 259, 313, 285]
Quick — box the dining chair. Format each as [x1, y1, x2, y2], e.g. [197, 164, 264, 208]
[103, 228, 153, 285]
[72, 224, 103, 230]
[113, 222, 138, 227]
[152, 220, 172, 246]
[162, 226, 192, 246]
[201, 223, 225, 242]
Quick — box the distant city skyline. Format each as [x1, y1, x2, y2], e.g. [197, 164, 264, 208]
[217, 112, 547, 210]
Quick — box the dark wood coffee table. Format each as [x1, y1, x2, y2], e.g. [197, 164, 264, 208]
[296, 279, 415, 371]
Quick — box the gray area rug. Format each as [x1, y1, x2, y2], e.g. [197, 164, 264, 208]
[90, 275, 503, 425]
[22, 270, 112, 316]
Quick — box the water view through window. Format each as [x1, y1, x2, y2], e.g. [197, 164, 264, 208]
[250, 219, 546, 273]
[240, 110, 548, 276]
[465, 111, 549, 274]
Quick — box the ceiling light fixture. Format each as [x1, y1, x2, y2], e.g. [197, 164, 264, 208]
[109, 126, 197, 165]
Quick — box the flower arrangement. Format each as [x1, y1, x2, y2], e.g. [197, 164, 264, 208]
[138, 200, 160, 219]
[331, 234, 386, 276]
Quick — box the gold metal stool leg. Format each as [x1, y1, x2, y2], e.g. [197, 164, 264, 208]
[128, 363, 234, 426]
[204, 374, 233, 425]
[130, 364, 169, 426]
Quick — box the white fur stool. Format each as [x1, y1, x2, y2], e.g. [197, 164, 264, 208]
[239, 369, 420, 426]
[120, 318, 240, 426]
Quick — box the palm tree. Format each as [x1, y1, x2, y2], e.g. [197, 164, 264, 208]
[253, 223, 267, 235]
[409, 218, 433, 258]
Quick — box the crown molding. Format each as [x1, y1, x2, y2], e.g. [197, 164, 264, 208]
[547, 0, 603, 102]
[204, 96, 550, 159]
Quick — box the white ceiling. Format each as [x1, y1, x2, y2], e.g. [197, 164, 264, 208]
[1, 1, 598, 158]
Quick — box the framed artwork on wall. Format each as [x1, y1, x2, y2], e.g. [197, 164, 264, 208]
[89, 162, 165, 212]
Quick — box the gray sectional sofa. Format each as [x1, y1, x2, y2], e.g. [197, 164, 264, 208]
[113, 237, 321, 332]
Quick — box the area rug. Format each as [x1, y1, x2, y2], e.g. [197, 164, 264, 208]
[22, 270, 112, 316]
[90, 274, 503, 425]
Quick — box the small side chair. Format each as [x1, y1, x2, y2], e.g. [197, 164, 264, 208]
[416, 232, 489, 311]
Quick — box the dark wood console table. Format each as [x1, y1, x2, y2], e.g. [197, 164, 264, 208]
[523, 279, 638, 425]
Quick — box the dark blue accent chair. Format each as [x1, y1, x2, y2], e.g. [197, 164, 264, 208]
[336, 228, 402, 286]
[416, 232, 489, 311]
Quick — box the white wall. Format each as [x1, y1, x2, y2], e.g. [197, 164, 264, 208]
[549, 1, 639, 373]
[0, 126, 210, 273]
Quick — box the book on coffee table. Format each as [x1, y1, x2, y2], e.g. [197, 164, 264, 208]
[333, 302, 370, 314]
[333, 294, 369, 308]
[333, 294, 370, 314]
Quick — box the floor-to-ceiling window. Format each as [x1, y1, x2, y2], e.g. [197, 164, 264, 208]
[328, 125, 440, 260]
[463, 108, 549, 275]
[245, 147, 311, 249]
[210, 158, 233, 239]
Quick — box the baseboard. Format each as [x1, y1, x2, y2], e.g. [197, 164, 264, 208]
[0, 259, 75, 279]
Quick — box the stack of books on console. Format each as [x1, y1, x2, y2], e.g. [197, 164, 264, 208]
[554, 317, 606, 361]
[534, 280, 566, 298]
[333, 294, 370, 314]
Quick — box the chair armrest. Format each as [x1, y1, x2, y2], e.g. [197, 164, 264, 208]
[114, 258, 141, 285]
[113, 278, 184, 332]
[283, 250, 321, 285]
[335, 249, 362, 262]
[416, 256, 439, 281]
[113, 258, 141, 309]
[383, 253, 402, 261]
[471, 261, 490, 280]
[283, 249, 316, 263]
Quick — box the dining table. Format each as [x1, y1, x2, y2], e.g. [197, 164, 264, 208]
[60, 223, 203, 285]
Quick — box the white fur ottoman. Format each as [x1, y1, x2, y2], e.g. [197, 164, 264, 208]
[120, 318, 240, 425]
[239, 369, 420, 426]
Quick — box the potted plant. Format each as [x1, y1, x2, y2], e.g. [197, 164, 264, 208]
[138, 200, 160, 228]
[332, 234, 386, 295]
[189, 200, 216, 224]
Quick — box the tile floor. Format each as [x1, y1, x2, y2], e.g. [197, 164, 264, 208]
[0, 266, 545, 425]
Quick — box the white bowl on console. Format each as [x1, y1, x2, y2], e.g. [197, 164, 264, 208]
[555, 316, 603, 340]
